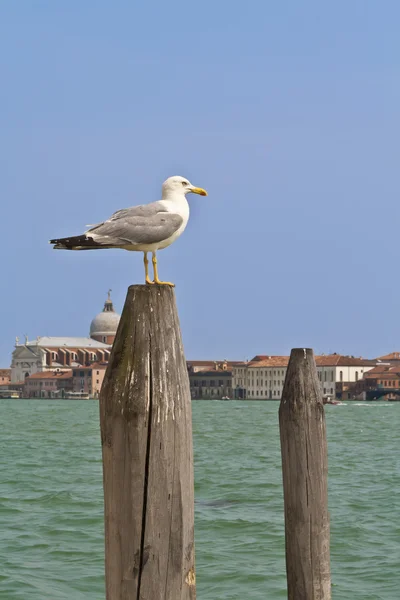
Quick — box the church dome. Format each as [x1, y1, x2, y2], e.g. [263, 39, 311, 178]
[90, 290, 120, 339]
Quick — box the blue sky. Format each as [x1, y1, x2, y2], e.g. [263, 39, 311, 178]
[1, 1, 400, 366]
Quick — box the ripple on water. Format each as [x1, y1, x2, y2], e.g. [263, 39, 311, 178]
[1, 399, 399, 599]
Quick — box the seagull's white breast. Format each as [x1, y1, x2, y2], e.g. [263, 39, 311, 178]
[156, 197, 190, 250]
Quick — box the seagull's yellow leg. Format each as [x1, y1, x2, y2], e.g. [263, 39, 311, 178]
[144, 252, 153, 285]
[152, 252, 175, 287]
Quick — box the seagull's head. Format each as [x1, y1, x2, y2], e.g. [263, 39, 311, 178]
[162, 176, 208, 199]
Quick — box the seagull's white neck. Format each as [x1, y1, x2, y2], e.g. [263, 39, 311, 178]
[161, 189, 187, 201]
[160, 192, 189, 220]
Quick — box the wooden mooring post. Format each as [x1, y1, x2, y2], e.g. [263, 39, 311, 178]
[279, 348, 331, 600]
[99, 285, 196, 600]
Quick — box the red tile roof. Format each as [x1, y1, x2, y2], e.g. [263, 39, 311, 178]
[187, 360, 242, 366]
[377, 352, 400, 361]
[241, 354, 376, 369]
[315, 354, 376, 367]
[72, 363, 108, 370]
[26, 370, 73, 380]
[364, 365, 400, 378]
[248, 356, 289, 368]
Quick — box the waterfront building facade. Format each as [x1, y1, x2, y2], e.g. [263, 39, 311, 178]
[359, 362, 400, 401]
[0, 369, 11, 385]
[25, 371, 74, 398]
[10, 293, 120, 384]
[234, 355, 289, 399]
[188, 360, 241, 399]
[317, 354, 377, 399]
[72, 363, 108, 397]
[232, 354, 377, 400]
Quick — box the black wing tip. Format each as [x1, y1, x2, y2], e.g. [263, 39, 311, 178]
[48, 234, 102, 250]
[49, 237, 69, 249]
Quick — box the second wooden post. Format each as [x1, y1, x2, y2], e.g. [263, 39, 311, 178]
[279, 348, 331, 600]
[99, 285, 196, 600]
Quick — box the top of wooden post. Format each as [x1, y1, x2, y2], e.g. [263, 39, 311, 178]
[280, 348, 323, 413]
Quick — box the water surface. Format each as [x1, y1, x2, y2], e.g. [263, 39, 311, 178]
[0, 400, 398, 599]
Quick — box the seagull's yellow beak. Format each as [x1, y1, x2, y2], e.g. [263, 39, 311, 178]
[189, 186, 208, 196]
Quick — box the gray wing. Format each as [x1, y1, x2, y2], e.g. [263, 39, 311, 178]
[86, 202, 183, 246]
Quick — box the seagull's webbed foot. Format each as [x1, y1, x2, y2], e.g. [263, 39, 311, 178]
[153, 277, 175, 287]
[151, 252, 175, 287]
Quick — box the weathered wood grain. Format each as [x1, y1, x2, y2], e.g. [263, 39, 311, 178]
[99, 285, 195, 600]
[279, 348, 331, 600]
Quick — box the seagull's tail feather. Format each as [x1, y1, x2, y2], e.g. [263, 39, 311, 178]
[49, 234, 115, 250]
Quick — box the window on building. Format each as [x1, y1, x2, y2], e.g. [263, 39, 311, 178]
[80, 371, 84, 377]
[340, 371, 343, 382]
[355, 371, 359, 381]
[96, 379, 99, 384]
[330, 371, 334, 382]
[96, 371, 99, 375]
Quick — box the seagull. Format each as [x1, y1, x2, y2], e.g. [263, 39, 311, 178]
[49, 176, 207, 286]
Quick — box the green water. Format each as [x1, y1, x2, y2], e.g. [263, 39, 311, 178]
[0, 400, 399, 599]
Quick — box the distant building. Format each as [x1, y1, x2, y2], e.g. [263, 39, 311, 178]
[24, 362, 108, 399]
[188, 360, 240, 399]
[186, 360, 218, 373]
[318, 354, 376, 399]
[0, 369, 11, 385]
[72, 363, 108, 397]
[362, 363, 400, 401]
[25, 371, 74, 398]
[90, 290, 121, 344]
[10, 292, 120, 383]
[232, 354, 377, 400]
[232, 355, 289, 399]
[0, 368, 17, 398]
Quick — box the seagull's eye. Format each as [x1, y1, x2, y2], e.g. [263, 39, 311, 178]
[182, 181, 188, 186]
